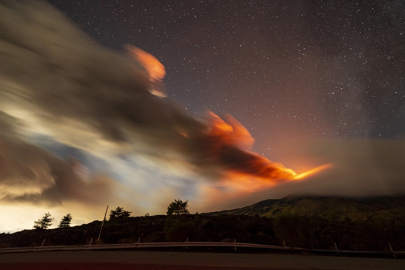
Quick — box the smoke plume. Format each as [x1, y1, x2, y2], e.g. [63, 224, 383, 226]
[0, 0, 294, 204]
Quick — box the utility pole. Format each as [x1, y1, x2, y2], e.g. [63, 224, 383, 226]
[97, 205, 109, 244]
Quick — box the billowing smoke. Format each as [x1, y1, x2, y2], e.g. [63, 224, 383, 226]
[200, 139, 405, 212]
[0, 0, 294, 205]
[0, 111, 115, 204]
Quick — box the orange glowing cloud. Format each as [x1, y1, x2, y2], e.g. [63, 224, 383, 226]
[126, 45, 167, 97]
[199, 163, 334, 212]
[203, 111, 335, 197]
[207, 110, 255, 150]
[293, 163, 334, 180]
[205, 111, 297, 182]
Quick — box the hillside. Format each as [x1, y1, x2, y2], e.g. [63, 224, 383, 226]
[2, 213, 405, 252]
[1, 195, 405, 252]
[204, 195, 405, 221]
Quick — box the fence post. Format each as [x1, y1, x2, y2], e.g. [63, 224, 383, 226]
[41, 239, 46, 247]
[97, 205, 109, 244]
[186, 237, 188, 250]
[89, 238, 93, 246]
[334, 242, 338, 255]
[283, 240, 286, 249]
[388, 242, 396, 258]
[234, 239, 237, 251]
[134, 237, 140, 247]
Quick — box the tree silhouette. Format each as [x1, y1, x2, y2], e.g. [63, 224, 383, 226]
[167, 199, 189, 216]
[58, 213, 72, 228]
[33, 212, 54, 230]
[109, 206, 131, 220]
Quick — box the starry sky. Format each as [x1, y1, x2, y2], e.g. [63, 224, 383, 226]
[47, 0, 405, 148]
[0, 0, 404, 232]
[46, 0, 405, 191]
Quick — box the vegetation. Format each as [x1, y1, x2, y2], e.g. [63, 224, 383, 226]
[58, 214, 72, 228]
[165, 220, 198, 242]
[2, 214, 403, 252]
[165, 199, 191, 240]
[2, 195, 401, 253]
[273, 215, 315, 248]
[109, 206, 131, 220]
[33, 212, 54, 230]
[167, 199, 189, 216]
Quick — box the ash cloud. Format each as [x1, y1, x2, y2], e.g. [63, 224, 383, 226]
[216, 139, 405, 211]
[0, 0, 292, 204]
[195, 138, 405, 213]
[0, 112, 115, 205]
[294, 139, 405, 197]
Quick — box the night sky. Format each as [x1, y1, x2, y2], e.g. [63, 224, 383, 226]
[0, 0, 405, 231]
[46, 0, 405, 152]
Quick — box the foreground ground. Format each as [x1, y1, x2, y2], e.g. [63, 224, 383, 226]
[0, 251, 404, 270]
[3, 213, 405, 252]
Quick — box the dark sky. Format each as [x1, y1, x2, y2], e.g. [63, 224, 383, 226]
[45, 0, 405, 166]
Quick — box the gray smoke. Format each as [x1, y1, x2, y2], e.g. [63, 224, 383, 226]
[0, 0, 294, 204]
[211, 139, 405, 212]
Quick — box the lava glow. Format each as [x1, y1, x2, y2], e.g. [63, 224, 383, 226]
[293, 163, 333, 180]
[132, 45, 331, 188]
[206, 111, 297, 182]
[125, 25, 332, 192]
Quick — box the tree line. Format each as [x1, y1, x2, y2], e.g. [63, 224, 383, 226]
[34, 213, 72, 229]
[33, 199, 189, 229]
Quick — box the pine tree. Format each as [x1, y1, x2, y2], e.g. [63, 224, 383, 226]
[58, 213, 72, 228]
[33, 212, 54, 230]
[109, 206, 131, 220]
[167, 199, 189, 216]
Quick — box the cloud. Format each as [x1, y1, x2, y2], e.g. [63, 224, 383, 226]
[0, 112, 116, 205]
[0, 112, 55, 200]
[2, 1, 403, 218]
[292, 139, 405, 196]
[206, 139, 405, 211]
[0, 0, 297, 206]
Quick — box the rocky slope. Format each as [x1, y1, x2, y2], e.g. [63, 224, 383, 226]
[204, 195, 405, 221]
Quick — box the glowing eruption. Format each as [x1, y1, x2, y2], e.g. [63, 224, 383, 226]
[207, 111, 254, 150]
[294, 163, 333, 180]
[205, 111, 296, 182]
[205, 111, 334, 190]
[0, 0, 334, 212]
[126, 45, 167, 97]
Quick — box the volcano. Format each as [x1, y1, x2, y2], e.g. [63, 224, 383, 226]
[203, 194, 405, 222]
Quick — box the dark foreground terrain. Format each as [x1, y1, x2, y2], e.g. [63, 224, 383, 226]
[1, 195, 405, 252]
[1, 214, 405, 252]
[1, 251, 404, 270]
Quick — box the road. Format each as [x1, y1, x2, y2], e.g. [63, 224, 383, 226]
[0, 251, 404, 270]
